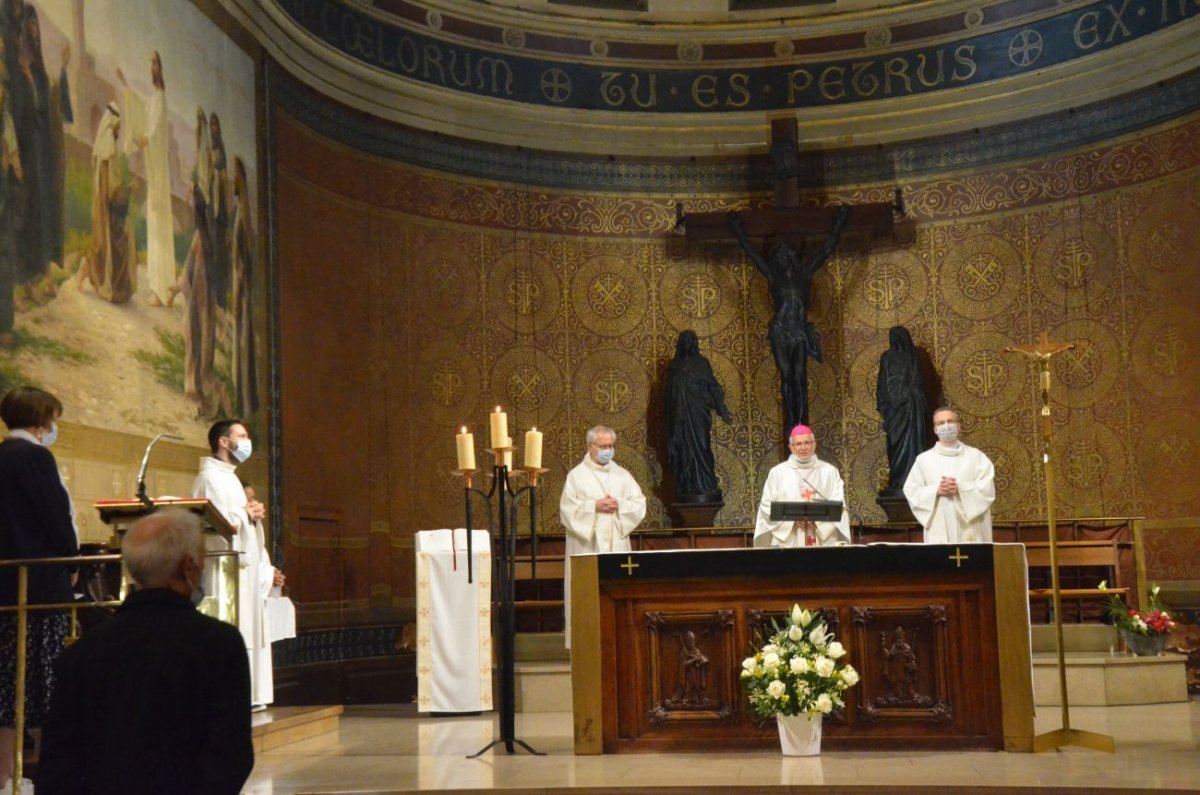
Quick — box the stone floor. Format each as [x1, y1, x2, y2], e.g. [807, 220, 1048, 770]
[244, 698, 1200, 794]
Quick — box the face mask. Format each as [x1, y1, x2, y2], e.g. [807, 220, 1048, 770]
[596, 448, 614, 465]
[231, 438, 253, 463]
[791, 454, 814, 466]
[42, 422, 58, 447]
[190, 582, 205, 607]
[936, 423, 959, 442]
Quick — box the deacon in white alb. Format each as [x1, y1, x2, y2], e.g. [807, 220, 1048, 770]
[192, 420, 285, 708]
[559, 425, 646, 649]
[903, 408, 996, 543]
[755, 424, 850, 547]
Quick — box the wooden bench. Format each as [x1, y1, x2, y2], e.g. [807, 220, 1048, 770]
[1024, 540, 1127, 615]
[513, 556, 565, 631]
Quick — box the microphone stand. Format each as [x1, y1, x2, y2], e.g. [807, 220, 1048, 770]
[136, 434, 183, 508]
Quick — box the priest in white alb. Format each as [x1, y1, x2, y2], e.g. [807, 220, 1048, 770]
[559, 425, 646, 649]
[192, 419, 283, 708]
[903, 407, 996, 543]
[755, 424, 850, 547]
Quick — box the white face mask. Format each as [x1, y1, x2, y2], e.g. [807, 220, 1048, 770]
[231, 438, 253, 463]
[42, 422, 59, 447]
[935, 422, 959, 443]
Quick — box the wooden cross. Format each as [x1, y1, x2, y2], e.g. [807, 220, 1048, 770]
[678, 118, 899, 247]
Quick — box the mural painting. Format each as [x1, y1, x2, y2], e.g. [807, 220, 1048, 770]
[0, 0, 259, 447]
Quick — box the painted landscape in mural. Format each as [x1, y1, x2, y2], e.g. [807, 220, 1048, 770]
[0, 0, 258, 446]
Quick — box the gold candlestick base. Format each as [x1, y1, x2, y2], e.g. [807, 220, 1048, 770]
[518, 466, 550, 487]
[455, 468, 478, 489]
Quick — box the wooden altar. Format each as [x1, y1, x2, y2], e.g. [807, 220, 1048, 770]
[570, 543, 1034, 753]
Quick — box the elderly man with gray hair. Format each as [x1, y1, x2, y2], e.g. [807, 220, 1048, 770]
[559, 425, 647, 649]
[37, 510, 253, 795]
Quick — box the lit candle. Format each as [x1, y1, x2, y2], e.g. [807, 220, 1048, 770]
[455, 426, 475, 471]
[489, 406, 508, 449]
[524, 427, 543, 469]
[502, 437, 513, 469]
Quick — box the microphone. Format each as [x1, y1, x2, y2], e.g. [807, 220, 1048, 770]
[799, 474, 827, 500]
[137, 434, 183, 508]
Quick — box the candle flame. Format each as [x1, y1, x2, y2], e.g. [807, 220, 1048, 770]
[495, 405, 501, 412]
[460, 426, 467, 434]
[531, 426, 537, 432]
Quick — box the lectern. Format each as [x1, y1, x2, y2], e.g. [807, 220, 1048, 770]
[769, 499, 843, 522]
[94, 498, 240, 627]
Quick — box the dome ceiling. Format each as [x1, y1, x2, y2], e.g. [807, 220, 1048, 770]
[228, 0, 1200, 155]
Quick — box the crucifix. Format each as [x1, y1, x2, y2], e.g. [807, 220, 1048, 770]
[1006, 332, 1113, 754]
[678, 118, 900, 429]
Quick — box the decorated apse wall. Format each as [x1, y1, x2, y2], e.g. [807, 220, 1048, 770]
[273, 78, 1200, 619]
[0, 0, 266, 540]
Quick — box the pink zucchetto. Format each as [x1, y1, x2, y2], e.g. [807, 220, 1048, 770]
[789, 424, 813, 439]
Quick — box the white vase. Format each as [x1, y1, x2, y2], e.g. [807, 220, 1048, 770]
[776, 712, 823, 756]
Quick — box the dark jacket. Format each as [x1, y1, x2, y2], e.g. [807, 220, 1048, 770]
[0, 436, 78, 605]
[37, 588, 255, 795]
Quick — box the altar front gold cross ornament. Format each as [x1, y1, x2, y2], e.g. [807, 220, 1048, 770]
[948, 547, 968, 568]
[620, 555, 640, 576]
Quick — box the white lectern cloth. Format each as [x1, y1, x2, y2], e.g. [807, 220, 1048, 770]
[416, 529, 493, 713]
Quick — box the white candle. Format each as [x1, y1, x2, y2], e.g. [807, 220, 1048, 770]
[502, 437, 513, 469]
[489, 406, 508, 449]
[455, 426, 475, 471]
[524, 427, 543, 469]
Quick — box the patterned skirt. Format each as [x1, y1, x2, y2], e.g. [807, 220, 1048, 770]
[0, 612, 70, 729]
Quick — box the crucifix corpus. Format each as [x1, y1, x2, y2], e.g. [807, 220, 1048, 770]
[679, 118, 900, 429]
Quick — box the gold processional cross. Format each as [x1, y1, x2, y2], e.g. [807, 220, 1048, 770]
[1006, 332, 1114, 753]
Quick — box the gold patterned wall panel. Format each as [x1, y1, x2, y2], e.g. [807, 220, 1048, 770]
[275, 107, 1200, 561]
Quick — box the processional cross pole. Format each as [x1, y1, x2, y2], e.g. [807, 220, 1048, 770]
[677, 118, 900, 428]
[1006, 331, 1114, 753]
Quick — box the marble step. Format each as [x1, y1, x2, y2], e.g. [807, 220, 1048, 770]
[1032, 651, 1189, 706]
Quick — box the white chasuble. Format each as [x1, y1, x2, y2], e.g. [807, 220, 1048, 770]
[903, 443, 996, 544]
[755, 456, 850, 548]
[559, 455, 646, 649]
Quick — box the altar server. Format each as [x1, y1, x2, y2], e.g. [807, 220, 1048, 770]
[903, 408, 995, 543]
[192, 420, 283, 708]
[559, 425, 646, 649]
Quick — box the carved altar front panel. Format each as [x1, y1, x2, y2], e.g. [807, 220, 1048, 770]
[578, 545, 1029, 753]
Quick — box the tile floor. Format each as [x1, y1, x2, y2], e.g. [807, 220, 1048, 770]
[244, 699, 1200, 794]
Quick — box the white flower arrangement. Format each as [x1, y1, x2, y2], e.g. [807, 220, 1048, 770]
[740, 604, 859, 719]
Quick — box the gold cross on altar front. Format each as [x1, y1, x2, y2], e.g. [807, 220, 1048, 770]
[620, 556, 640, 576]
[948, 547, 969, 568]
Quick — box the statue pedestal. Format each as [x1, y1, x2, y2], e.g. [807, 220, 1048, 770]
[671, 497, 723, 528]
[876, 491, 916, 524]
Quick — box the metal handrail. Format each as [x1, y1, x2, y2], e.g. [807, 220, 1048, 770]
[1, 551, 233, 794]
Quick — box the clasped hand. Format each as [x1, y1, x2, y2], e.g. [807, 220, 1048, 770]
[595, 495, 619, 514]
[246, 498, 266, 522]
[936, 477, 958, 497]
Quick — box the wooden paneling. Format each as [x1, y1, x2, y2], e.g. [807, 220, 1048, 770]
[573, 546, 1032, 753]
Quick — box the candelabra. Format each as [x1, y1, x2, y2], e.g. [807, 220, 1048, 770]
[456, 413, 547, 757]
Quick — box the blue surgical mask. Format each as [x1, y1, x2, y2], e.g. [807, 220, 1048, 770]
[231, 438, 252, 463]
[190, 582, 205, 607]
[596, 448, 614, 465]
[42, 422, 58, 447]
